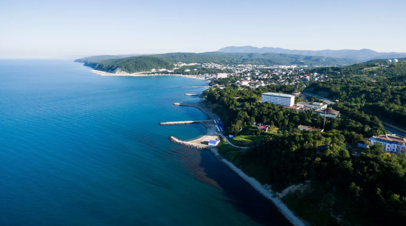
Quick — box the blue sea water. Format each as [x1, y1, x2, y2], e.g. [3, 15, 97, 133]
[0, 60, 290, 226]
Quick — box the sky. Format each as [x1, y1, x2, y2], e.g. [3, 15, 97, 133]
[1, 0, 405, 58]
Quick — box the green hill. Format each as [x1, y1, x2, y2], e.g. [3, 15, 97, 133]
[152, 52, 358, 66]
[75, 52, 359, 73]
[81, 56, 174, 73]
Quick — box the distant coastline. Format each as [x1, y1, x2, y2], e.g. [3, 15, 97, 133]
[90, 69, 207, 80]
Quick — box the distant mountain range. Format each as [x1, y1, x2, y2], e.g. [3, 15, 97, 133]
[218, 46, 406, 62]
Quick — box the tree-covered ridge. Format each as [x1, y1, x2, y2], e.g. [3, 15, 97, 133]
[153, 52, 358, 66]
[308, 59, 406, 80]
[205, 86, 385, 140]
[223, 133, 406, 225]
[83, 56, 174, 73]
[306, 60, 406, 127]
[76, 52, 359, 73]
[206, 85, 405, 225]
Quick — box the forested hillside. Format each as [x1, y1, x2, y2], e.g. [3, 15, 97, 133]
[81, 56, 174, 73]
[75, 52, 359, 73]
[153, 52, 357, 66]
[306, 60, 406, 127]
[204, 85, 406, 225]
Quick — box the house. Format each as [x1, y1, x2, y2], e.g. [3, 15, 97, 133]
[298, 125, 324, 132]
[241, 80, 249, 86]
[297, 102, 327, 110]
[258, 125, 270, 132]
[208, 140, 220, 146]
[284, 105, 301, 111]
[315, 108, 340, 118]
[369, 134, 406, 153]
[217, 73, 228, 79]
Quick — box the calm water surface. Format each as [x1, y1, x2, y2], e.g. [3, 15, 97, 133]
[0, 60, 291, 226]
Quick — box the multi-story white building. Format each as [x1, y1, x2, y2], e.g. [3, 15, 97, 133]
[369, 134, 406, 153]
[297, 102, 327, 110]
[262, 92, 295, 107]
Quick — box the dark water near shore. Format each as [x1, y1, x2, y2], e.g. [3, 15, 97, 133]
[0, 60, 290, 226]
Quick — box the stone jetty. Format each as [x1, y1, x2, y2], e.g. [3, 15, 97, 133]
[169, 136, 212, 149]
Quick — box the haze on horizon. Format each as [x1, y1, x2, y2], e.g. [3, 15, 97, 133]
[1, 0, 405, 59]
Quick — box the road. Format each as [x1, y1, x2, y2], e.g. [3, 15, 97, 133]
[219, 134, 251, 149]
[383, 124, 406, 137]
[303, 92, 335, 104]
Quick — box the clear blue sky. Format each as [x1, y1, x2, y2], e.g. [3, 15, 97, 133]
[1, 0, 405, 58]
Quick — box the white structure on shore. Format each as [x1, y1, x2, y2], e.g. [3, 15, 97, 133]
[262, 92, 295, 107]
[369, 134, 406, 153]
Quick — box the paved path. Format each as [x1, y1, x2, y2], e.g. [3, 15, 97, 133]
[303, 92, 335, 104]
[383, 123, 406, 137]
[219, 134, 251, 149]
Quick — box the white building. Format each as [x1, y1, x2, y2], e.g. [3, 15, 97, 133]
[216, 73, 228, 79]
[241, 80, 250, 86]
[388, 59, 392, 63]
[262, 92, 295, 107]
[393, 59, 399, 63]
[369, 134, 406, 153]
[297, 102, 328, 110]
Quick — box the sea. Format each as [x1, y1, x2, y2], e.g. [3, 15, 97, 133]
[0, 60, 291, 226]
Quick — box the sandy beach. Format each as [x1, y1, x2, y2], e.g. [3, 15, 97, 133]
[90, 69, 207, 80]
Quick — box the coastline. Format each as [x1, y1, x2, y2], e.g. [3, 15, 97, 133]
[180, 101, 305, 226]
[90, 69, 207, 80]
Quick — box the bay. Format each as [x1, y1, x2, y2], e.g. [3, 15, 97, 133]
[0, 60, 290, 226]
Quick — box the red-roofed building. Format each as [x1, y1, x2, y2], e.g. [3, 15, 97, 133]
[258, 125, 270, 132]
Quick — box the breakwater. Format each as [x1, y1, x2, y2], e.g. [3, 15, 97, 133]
[169, 136, 212, 149]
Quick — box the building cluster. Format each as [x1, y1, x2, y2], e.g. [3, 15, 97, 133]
[387, 59, 399, 63]
[261, 92, 340, 118]
[173, 61, 330, 86]
[210, 68, 330, 87]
